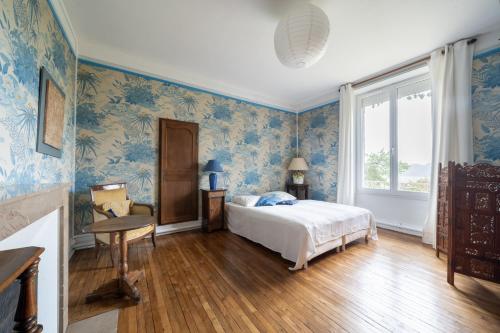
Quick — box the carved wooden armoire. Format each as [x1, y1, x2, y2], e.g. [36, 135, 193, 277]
[438, 162, 500, 285]
[436, 163, 449, 257]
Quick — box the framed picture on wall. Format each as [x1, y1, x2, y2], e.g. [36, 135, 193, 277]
[36, 67, 66, 158]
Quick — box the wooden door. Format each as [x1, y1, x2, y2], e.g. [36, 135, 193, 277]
[159, 119, 199, 224]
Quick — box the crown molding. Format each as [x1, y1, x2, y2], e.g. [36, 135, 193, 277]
[293, 88, 340, 113]
[78, 39, 300, 113]
[474, 29, 500, 55]
[47, 0, 78, 55]
[73, 30, 500, 115]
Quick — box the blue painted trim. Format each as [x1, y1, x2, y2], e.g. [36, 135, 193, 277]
[78, 58, 296, 115]
[298, 99, 339, 114]
[46, 0, 76, 56]
[474, 46, 500, 60]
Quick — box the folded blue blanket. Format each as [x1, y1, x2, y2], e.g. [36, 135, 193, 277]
[255, 196, 282, 206]
[276, 200, 299, 205]
[256, 197, 299, 206]
[255, 191, 297, 206]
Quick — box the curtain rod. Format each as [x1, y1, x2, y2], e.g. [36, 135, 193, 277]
[339, 38, 477, 92]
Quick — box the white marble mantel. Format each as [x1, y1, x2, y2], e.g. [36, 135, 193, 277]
[0, 183, 71, 333]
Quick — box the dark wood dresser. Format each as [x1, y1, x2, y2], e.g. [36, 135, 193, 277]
[286, 184, 309, 200]
[201, 189, 226, 232]
[0, 247, 44, 332]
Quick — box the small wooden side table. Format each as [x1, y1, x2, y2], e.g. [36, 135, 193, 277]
[201, 189, 226, 232]
[83, 215, 155, 304]
[286, 184, 309, 200]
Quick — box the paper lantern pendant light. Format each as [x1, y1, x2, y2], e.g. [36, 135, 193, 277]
[274, 3, 330, 69]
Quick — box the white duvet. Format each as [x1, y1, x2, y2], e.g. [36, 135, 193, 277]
[225, 200, 377, 270]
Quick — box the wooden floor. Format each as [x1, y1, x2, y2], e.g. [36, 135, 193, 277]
[69, 229, 500, 332]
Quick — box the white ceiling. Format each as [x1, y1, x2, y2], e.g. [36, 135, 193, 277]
[63, 0, 500, 112]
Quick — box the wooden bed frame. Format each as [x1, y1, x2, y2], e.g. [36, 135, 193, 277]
[293, 229, 371, 270]
[225, 202, 374, 271]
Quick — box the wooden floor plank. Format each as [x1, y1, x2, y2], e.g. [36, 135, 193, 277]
[69, 229, 500, 332]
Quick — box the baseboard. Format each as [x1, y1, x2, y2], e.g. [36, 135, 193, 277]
[376, 220, 423, 237]
[72, 220, 202, 251]
[73, 233, 96, 250]
[156, 220, 201, 236]
[69, 237, 75, 259]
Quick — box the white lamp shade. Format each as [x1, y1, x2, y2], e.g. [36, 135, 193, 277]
[274, 3, 330, 69]
[288, 157, 309, 171]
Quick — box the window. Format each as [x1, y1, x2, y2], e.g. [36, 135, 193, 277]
[361, 92, 391, 190]
[357, 75, 432, 196]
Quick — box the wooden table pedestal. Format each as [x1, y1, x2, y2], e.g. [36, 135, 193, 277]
[85, 231, 144, 304]
[83, 216, 155, 304]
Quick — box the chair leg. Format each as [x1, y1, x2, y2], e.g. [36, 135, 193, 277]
[109, 244, 115, 267]
[151, 232, 156, 248]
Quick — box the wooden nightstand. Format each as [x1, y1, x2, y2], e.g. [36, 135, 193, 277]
[286, 184, 309, 200]
[201, 189, 226, 232]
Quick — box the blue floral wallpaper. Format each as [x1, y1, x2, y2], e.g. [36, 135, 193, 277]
[298, 102, 339, 202]
[74, 62, 296, 234]
[0, 0, 76, 195]
[472, 47, 500, 163]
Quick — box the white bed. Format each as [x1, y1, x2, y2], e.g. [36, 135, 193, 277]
[225, 200, 377, 270]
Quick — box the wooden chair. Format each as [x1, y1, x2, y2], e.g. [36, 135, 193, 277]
[90, 183, 156, 263]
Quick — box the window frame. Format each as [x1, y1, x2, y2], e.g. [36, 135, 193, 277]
[355, 73, 431, 201]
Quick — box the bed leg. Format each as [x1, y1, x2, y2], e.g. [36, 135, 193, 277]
[304, 262, 308, 269]
[365, 234, 369, 244]
[341, 236, 346, 251]
[336, 246, 340, 253]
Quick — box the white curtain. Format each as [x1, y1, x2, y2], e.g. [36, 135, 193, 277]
[337, 84, 355, 205]
[422, 40, 475, 246]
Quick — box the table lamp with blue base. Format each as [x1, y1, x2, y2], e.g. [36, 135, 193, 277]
[203, 159, 224, 190]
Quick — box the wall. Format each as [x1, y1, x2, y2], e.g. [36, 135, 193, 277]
[74, 62, 296, 234]
[0, 0, 76, 188]
[0, 209, 60, 333]
[472, 47, 500, 164]
[298, 102, 339, 202]
[299, 47, 500, 202]
[298, 46, 500, 233]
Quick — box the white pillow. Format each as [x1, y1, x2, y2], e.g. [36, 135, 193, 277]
[261, 191, 296, 201]
[232, 195, 261, 207]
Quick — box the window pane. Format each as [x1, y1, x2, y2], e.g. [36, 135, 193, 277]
[397, 80, 432, 193]
[362, 94, 391, 190]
